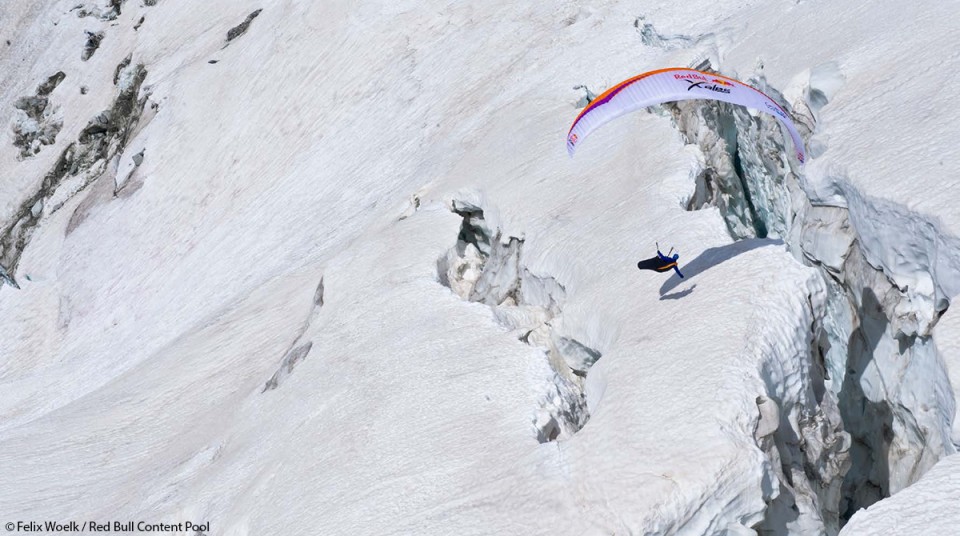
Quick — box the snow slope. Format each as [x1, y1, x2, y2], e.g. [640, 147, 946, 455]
[1, 0, 958, 534]
[841, 453, 960, 535]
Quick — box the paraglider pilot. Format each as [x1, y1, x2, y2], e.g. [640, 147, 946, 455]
[637, 242, 684, 278]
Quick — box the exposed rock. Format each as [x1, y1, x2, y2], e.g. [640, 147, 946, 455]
[2, 64, 150, 284]
[226, 9, 262, 43]
[75, 0, 123, 21]
[263, 343, 313, 392]
[81, 31, 103, 61]
[11, 72, 67, 159]
[37, 71, 66, 96]
[113, 54, 131, 85]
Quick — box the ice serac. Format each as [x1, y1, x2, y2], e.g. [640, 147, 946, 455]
[668, 100, 762, 238]
[796, 183, 958, 521]
[738, 255, 850, 535]
[437, 198, 601, 443]
[668, 63, 958, 526]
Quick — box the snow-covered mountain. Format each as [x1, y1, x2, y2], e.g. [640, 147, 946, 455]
[1, 0, 958, 534]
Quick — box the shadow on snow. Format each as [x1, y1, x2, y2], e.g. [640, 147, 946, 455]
[658, 238, 784, 298]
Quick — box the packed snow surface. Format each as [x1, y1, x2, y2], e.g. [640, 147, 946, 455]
[840, 453, 960, 535]
[1, 0, 959, 534]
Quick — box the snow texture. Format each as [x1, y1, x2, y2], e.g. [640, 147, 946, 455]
[1, 0, 959, 535]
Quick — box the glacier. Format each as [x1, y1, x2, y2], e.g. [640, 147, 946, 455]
[1, 0, 959, 535]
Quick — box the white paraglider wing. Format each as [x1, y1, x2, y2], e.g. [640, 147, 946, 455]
[567, 68, 806, 164]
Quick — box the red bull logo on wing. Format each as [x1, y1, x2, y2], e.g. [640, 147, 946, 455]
[567, 67, 805, 160]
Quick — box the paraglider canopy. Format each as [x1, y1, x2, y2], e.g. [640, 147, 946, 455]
[567, 68, 806, 164]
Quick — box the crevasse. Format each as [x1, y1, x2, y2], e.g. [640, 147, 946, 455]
[666, 69, 957, 532]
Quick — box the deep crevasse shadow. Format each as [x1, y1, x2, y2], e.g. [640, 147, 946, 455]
[659, 238, 784, 297]
[838, 287, 892, 523]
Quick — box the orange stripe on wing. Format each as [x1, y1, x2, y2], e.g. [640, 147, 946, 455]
[568, 67, 687, 135]
[568, 67, 793, 136]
